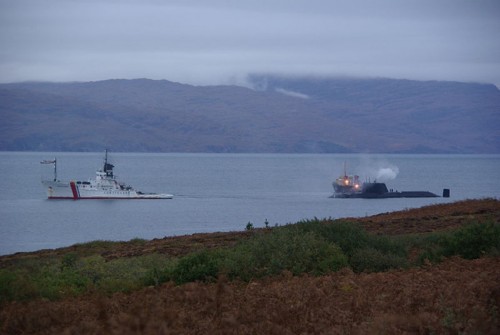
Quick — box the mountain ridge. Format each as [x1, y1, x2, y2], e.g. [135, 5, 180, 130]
[1, 76, 499, 153]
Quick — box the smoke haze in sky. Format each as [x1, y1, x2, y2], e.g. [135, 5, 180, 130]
[355, 158, 400, 182]
[1, 0, 499, 86]
[376, 167, 400, 182]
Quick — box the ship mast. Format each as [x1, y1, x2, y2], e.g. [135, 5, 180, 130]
[104, 149, 108, 172]
[103, 149, 114, 178]
[40, 158, 57, 181]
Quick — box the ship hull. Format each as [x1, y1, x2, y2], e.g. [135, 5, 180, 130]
[42, 181, 173, 200]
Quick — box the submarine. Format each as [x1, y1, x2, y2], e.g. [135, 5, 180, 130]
[331, 164, 448, 199]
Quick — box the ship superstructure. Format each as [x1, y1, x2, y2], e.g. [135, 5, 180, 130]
[333, 162, 361, 196]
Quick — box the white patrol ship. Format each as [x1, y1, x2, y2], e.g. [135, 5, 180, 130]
[41, 150, 173, 200]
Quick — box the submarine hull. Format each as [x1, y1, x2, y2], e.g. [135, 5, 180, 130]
[332, 191, 439, 199]
[332, 182, 439, 198]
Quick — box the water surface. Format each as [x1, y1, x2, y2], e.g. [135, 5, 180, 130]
[1, 152, 498, 255]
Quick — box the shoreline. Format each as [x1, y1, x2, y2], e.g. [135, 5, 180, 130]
[1, 198, 498, 263]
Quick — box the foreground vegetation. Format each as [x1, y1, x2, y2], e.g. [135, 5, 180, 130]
[1, 218, 499, 304]
[1, 199, 499, 334]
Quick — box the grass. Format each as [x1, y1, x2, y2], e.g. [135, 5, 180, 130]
[1, 220, 499, 303]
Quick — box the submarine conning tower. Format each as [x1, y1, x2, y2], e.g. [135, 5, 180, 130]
[362, 182, 389, 194]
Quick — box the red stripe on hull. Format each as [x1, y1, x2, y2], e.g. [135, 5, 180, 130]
[69, 181, 79, 200]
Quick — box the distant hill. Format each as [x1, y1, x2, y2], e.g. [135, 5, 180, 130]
[1, 76, 499, 153]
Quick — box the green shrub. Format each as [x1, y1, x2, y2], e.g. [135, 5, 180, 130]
[412, 221, 500, 264]
[141, 257, 177, 287]
[0, 270, 41, 302]
[0, 253, 176, 302]
[443, 222, 500, 259]
[171, 250, 223, 284]
[76, 254, 173, 293]
[295, 219, 407, 267]
[142, 265, 173, 287]
[295, 220, 370, 257]
[350, 248, 408, 273]
[0, 270, 14, 302]
[60, 252, 78, 270]
[34, 265, 89, 300]
[223, 227, 348, 281]
[417, 246, 444, 265]
[0, 270, 21, 303]
[368, 235, 407, 258]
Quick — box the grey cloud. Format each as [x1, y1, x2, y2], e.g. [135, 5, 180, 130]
[1, 0, 499, 86]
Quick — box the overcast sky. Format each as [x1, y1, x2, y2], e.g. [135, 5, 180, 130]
[1, 0, 500, 86]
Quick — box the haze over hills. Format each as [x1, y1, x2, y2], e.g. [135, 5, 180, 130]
[1, 76, 499, 153]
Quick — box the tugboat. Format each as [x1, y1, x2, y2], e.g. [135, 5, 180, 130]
[331, 163, 442, 199]
[333, 162, 362, 196]
[41, 150, 173, 200]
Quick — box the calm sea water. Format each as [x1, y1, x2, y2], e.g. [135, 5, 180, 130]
[1, 152, 499, 255]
